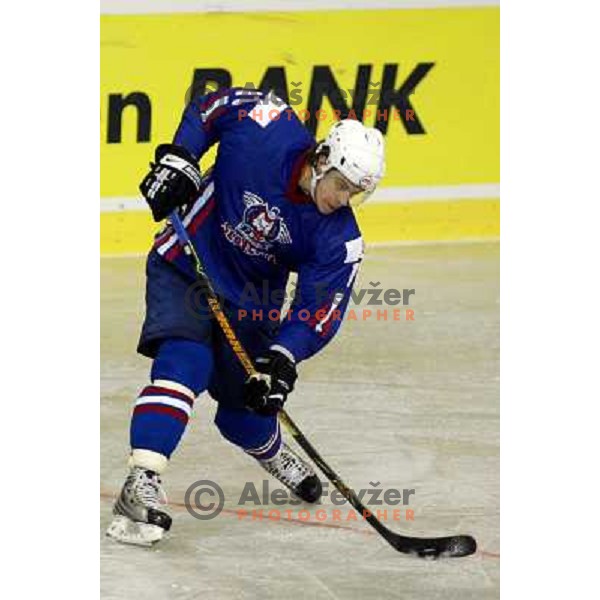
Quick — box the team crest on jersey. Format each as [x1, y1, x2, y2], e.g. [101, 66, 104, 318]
[222, 191, 292, 263]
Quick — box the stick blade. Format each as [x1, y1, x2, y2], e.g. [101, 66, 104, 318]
[389, 533, 477, 559]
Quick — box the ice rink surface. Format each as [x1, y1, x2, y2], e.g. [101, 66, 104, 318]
[101, 242, 499, 599]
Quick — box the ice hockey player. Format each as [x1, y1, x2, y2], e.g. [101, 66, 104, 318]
[107, 88, 386, 545]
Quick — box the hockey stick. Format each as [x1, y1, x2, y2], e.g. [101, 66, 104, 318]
[168, 210, 477, 559]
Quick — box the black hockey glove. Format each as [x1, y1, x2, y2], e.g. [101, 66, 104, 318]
[139, 143, 203, 222]
[244, 349, 298, 417]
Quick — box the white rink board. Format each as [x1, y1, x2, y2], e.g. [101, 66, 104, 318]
[101, 0, 499, 14]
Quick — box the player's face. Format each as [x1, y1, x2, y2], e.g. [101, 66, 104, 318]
[314, 170, 362, 215]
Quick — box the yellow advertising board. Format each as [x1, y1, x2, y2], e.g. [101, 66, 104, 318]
[101, 7, 499, 254]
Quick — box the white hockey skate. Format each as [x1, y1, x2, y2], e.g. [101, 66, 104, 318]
[258, 442, 322, 503]
[106, 467, 172, 547]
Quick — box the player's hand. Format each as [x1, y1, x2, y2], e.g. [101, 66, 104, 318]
[244, 349, 297, 416]
[139, 143, 203, 222]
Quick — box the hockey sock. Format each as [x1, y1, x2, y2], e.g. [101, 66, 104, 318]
[131, 380, 196, 459]
[130, 338, 213, 460]
[214, 405, 282, 460]
[245, 420, 282, 461]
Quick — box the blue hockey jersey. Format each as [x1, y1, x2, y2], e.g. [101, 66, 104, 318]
[153, 88, 364, 363]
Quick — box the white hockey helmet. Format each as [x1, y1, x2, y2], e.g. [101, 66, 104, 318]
[310, 119, 386, 205]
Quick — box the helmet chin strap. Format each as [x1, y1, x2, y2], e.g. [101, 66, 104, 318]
[309, 165, 325, 200]
[309, 143, 334, 200]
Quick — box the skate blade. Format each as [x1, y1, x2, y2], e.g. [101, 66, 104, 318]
[106, 515, 165, 547]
